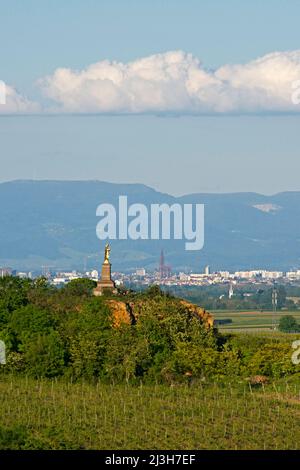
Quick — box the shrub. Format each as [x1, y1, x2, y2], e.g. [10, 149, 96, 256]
[278, 315, 300, 333]
[248, 343, 299, 378]
[23, 331, 65, 378]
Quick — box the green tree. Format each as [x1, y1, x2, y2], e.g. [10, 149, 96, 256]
[277, 286, 287, 308]
[278, 315, 300, 333]
[9, 305, 54, 343]
[69, 334, 101, 380]
[104, 325, 150, 383]
[0, 276, 32, 326]
[248, 343, 298, 378]
[63, 278, 97, 297]
[23, 331, 65, 377]
[61, 298, 112, 379]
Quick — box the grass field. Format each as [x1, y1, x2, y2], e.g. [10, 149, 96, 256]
[0, 375, 299, 450]
[212, 310, 300, 331]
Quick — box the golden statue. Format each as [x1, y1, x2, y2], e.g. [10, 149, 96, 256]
[93, 242, 116, 296]
[104, 243, 111, 264]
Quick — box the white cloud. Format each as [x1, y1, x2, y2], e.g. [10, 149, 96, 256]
[0, 83, 40, 114]
[215, 50, 300, 112]
[38, 50, 300, 114]
[2, 50, 300, 115]
[5, 50, 300, 115]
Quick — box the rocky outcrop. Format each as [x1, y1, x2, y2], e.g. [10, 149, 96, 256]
[179, 300, 214, 328]
[106, 300, 133, 327]
[106, 298, 213, 329]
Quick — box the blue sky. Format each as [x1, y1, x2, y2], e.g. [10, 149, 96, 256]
[0, 0, 300, 194]
[1, 0, 300, 92]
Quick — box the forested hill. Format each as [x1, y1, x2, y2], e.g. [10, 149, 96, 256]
[0, 277, 298, 382]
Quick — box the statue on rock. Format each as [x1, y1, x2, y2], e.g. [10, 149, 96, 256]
[94, 243, 117, 296]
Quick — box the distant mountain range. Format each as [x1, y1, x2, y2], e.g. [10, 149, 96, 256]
[1, 180, 300, 272]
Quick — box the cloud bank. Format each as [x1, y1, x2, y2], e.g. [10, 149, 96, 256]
[39, 50, 300, 114]
[2, 50, 300, 114]
[0, 84, 40, 114]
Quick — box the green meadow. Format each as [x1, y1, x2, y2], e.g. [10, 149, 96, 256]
[213, 310, 300, 331]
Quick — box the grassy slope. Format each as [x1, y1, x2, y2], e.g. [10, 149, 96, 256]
[0, 375, 299, 450]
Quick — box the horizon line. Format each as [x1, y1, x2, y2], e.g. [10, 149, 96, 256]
[1, 178, 300, 198]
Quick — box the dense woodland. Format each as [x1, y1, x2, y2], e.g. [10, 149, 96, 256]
[0, 277, 299, 382]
